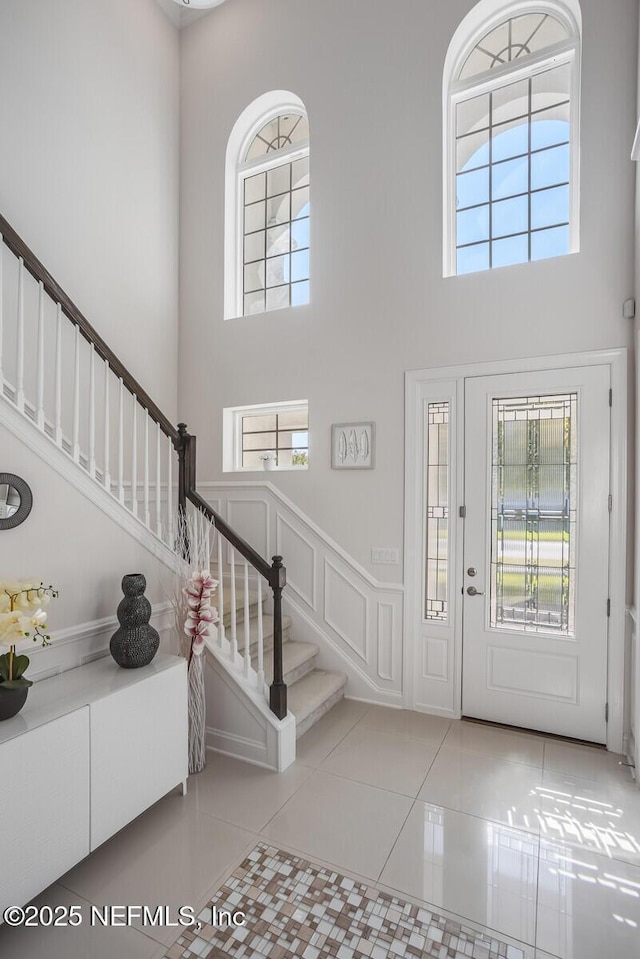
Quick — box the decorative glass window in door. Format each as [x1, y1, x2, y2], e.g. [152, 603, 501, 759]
[425, 402, 450, 622]
[490, 393, 577, 633]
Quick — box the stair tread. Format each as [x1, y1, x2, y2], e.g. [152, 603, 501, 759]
[287, 669, 346, 724]
[218, 588, 260, 615]
[266, 641, 318, 682]
[225, 612, 291, 641]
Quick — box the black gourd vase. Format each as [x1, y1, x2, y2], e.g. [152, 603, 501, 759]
[109, 574, 159, 669]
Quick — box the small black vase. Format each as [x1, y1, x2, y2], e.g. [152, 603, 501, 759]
[0, 685, 28, 721]
[109, 573, 159, 669]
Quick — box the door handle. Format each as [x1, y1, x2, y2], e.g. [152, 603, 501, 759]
[466, 586, 484, 596]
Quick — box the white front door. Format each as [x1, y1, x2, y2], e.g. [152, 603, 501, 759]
[461, 365, 611, 742]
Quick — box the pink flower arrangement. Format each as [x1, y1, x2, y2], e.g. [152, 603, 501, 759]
[182, 571, 219, 661]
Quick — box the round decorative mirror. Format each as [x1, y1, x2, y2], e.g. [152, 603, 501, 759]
[0, 474, 33, 530]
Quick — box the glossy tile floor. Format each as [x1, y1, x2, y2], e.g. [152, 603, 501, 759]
[0, 701, 638, 959]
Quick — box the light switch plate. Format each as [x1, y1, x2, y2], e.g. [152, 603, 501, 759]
[371, 548, 400, 565]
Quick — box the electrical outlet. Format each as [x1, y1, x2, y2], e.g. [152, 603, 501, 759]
[371, 548, 400, 565]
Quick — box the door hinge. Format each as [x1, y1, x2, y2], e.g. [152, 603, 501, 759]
[605, 702, 609, 723]
[607, 598, 611, 617]
[609, 388, 613, 407]
[459, 506, 467, 519]
[608, 494, 613, 513]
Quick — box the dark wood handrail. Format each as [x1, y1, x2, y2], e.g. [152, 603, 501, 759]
[187, 488, 274, 583]
[0, 213, 180, 445]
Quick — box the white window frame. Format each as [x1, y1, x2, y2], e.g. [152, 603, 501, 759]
[443, 0, 582, 277]
[223, 399, 310, 473]
[224, 91, 309, 320]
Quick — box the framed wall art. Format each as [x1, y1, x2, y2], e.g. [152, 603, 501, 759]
[331, 423, 375, 470]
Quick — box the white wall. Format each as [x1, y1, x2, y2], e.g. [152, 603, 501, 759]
[179, 0, 638, 581]
[0, 0, 180, 418]
[0, 423, 178, 635]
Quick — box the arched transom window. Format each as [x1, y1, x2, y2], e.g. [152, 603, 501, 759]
[240, 112, 310, 315]
[445, 3, 581, 276]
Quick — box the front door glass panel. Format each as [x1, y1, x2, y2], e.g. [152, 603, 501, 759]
[490, 393, 577, 634]
[425, 402, 450, 622]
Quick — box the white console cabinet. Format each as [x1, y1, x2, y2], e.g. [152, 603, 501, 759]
[0, 654, 187, 915]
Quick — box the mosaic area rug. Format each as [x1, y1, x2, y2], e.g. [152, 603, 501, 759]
[164, 843, 526, 959]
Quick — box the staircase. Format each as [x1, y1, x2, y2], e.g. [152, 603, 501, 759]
[0, 210, 348, 768]
[220, 584, 346, 738]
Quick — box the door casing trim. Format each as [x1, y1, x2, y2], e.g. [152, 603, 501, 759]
[404, 348, 628, 753]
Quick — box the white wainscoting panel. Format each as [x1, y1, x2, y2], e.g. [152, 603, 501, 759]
[204, 646, 296, 771]
[323, 559, 369, 662]
[276, 513, 316, 610]
[201, 483, 405, 702]
[377, 602, 394, 681]
[423, 636, 449, 683]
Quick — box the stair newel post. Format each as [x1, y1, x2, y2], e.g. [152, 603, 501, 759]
[269, 555, 288, 720]
[176, 423, 188, 514]
[175, 422, 190, 560]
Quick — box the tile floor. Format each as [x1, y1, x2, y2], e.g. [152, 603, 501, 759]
[170, 842, 531, 959]
[0, 700, 638, 959]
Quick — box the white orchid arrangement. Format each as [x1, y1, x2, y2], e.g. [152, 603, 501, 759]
[182, 571, 219, 664]
[0, 581, 59, 690]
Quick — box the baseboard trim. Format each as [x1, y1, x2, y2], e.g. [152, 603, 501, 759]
[205, 726, 272, 770]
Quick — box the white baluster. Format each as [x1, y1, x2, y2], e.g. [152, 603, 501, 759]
[256, 576, 265, 690]
[166, 434, 173, 545]
[88, 345, 96, 477]
[205, 518, 210, 568]
[229, 548, 238, 658]
[143, 412, 150, 528]
[117, 377, 124, 503]
[0, 236, 4, 390]
[54, 305, 62, 447]
[72, 325, 80, 462]
[15, 257, 24, 411]
[131, 394, 138, 517]
[155, 421, 162, 539]
[216, 535, 224, 646]
[103, 360, 111, 491]
[36, 282, 45, 429]
[243, 560, 251, 677]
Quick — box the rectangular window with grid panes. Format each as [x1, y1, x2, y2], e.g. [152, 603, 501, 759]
[223, 401, 309, 472]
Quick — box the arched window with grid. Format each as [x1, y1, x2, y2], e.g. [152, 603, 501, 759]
[444, 2, 581, 276]
[225, 93, 310, 318]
